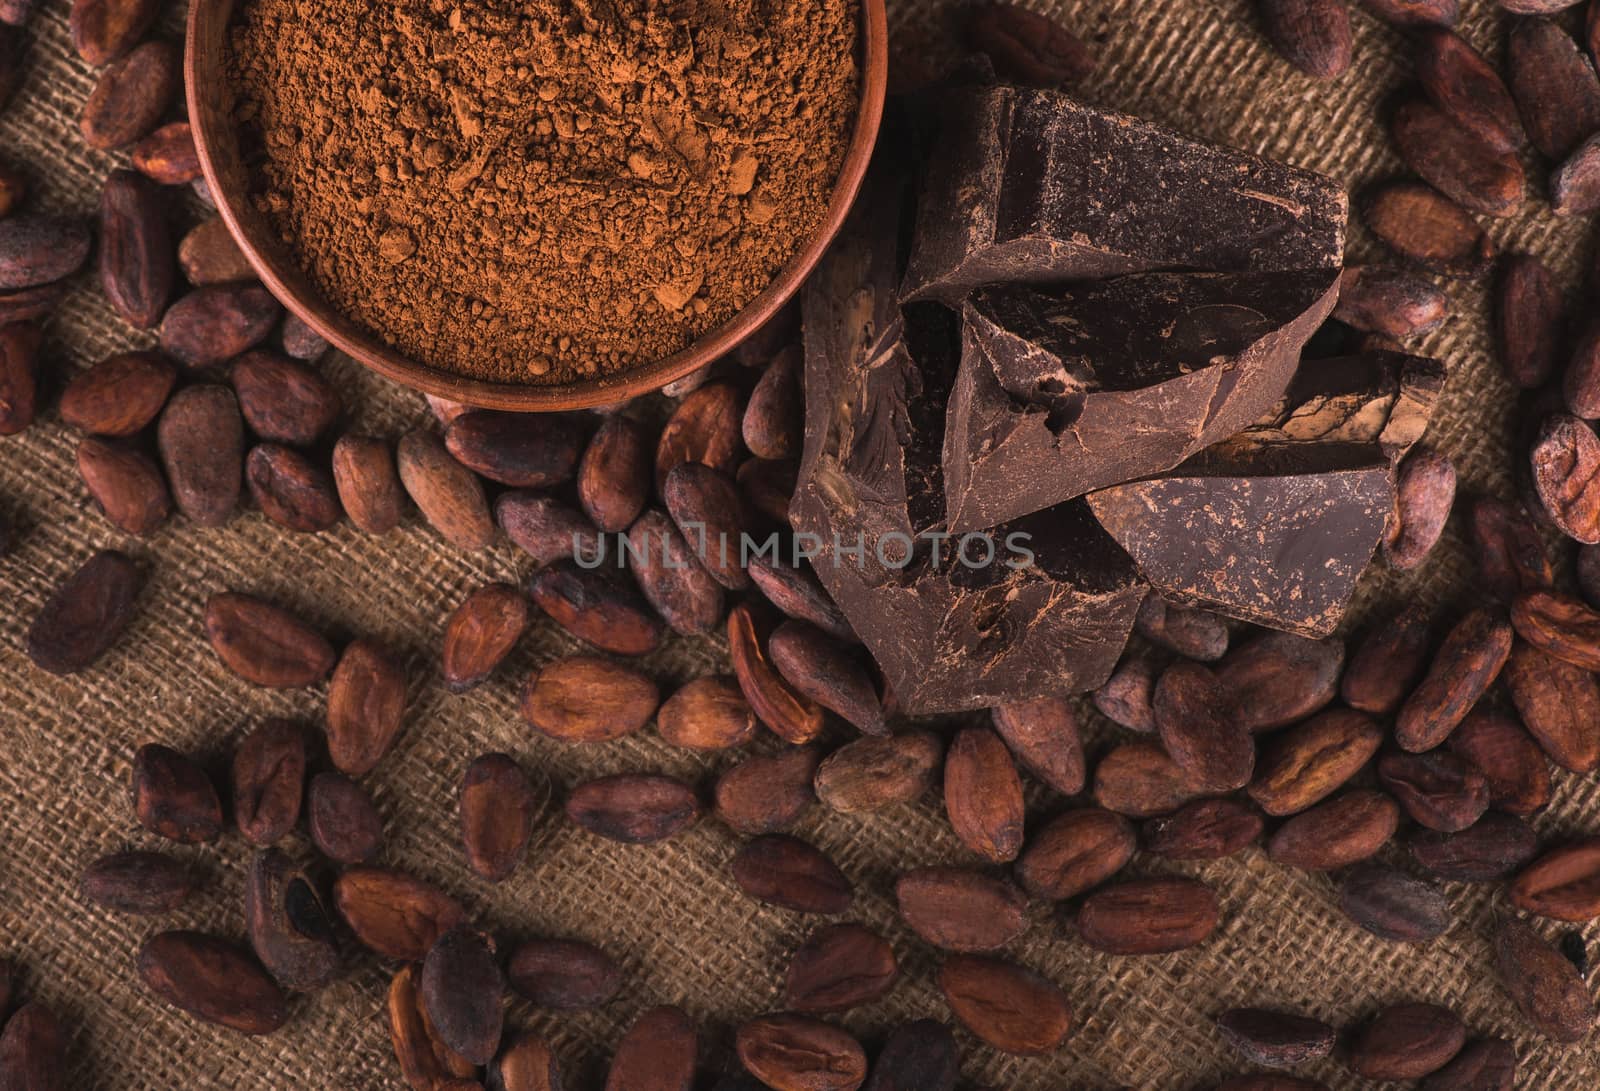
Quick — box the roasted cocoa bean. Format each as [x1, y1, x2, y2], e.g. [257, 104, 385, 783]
[1092, 740, 1201, 818]
[1512, 589, 1600, 668]
[1143, 798, 1264, 860]
[1509, 19, 1600, 164]
[1257, 0, 1352, 79]
[490, 1033, 563, 1091]
[131, 121, 200, 185]
[1334, 265, 1448, 338]
[231, 718, 306, 846]
[0, 283, 65, 326]
[1395, 608, 1513, 752]
[1385, 446, 1455, 569]
[397, 429, 494, 551]
[1420, 1037, 1516, 1091]
[1510, 839, 1600, 922]
[990, 696, 1085, 795]
[1503, 639, 1600, 771]
[389, 963, 477, 1090]
[861, 1020, 958, 1091]
[331, 433, 403, 535]
[609, 1006, 698, 1091]
[1092, 654, 1158, 733]
[80, 850, 196, 914]
[278, 312, 327, 361]
[1415, 28, 1526, 152]
[0, 215, 90, 292]
[159, 384, 244, 526]
[518, 655, 658, 742]
[565, 774, 701, 843]
[421, 927, 503, 1066]
[1468, 495, 1553, 598]
[497, 492, 598, 566]
[1132, 598, 1227, 660]
[1496, 254, 1562, 389]
[1076, 877, 1218, 954]
[1492, 916, 1596, 1042]
[99, 169, 174, 328]
[1531, 415, 1600, 541]
[814, 732, 940, 814]
[731, 834, 852, 914]
[244, 848, 339, 991]
[1215, 631, 1343, 731]
[747, 555, 854, 641]
[784, 923, 897, 1014]
[160, 283, 281, 369]
[531, 561, 664, 655]
[204, 591, 335, 688]
[1361, 181, 1496, 275]
[459, 753, 539, 882]
[1014, 807, 1135, 900]
[968, 2, 1093, 87]
[625, 509, 724, 635]
[508, 938, 621, 1009]
[25, 550, 142, 675]
[0, 1002, 65, 1089]
[444, 410, 585, 488]
[1447, 710, 1553, 813]
[307, 772, 383, 865]
[1268, 789, 1399, 870]
[895, 867, 1028, 952]
[60, 350, 175, 437]
[1552, 134, 1600, 215]
[326, 638, 407, 776]
[137, 931, 288, 1035]
[578, 414, 651, 532]
[728, 602, 824, 744]
[770, 621, 884, 736]
[334, 867, 465, 962]
[654, 381, 743, 493]
[1342, 605, 1432, 716]
[742, 345, 802, 459]
[132, 743, 222, 845]
[77, 435, 171, 536]
[662, 461, 750, 590]
[442, 584, 528, 693]
[1337, 864, 1452, 943]
[715, 746, 820, 834]
[1153, 661, 1254, 793]
[1566, 321, 1600, 419]
[1391, 99, 1523, 217]
[232, 351, 341, 446]
[1348, 1003, 1466, 1081]
[657, 675, 756, 750]
[1409, 813, 1540, 881]
[1378, 750, 1490, 832]
[737, 1014, 864, 1091]
[177, 218, 254, 286]
[942, 727, 1024, 863]
[70, 0, 161, 65]
[80, 40, 177, 149]
[246, 443, 342, 532]
[1217, 1008, 1336, 1068]
[939, 954, 1072, 1055]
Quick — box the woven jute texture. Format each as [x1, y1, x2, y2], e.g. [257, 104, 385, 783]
[1, 0, 1597, 1087]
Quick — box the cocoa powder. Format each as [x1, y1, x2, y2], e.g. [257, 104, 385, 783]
[227, 0, 860, 383]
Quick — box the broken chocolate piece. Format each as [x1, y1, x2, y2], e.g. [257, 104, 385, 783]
[946, 270, 1339, 530]
[1088, 443, 1395, 636]
[902, 86, 1347, 303]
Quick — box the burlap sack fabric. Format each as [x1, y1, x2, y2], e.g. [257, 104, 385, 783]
[0, 0, 1595, 1087]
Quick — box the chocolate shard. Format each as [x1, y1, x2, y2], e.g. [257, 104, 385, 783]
[1087, 442, 1395, 636]
[901, 86, 1347, 304]
[1211, 350, 1446, 464]
[946, 269, 1340, 531]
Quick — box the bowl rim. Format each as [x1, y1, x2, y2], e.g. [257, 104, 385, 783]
[185, 0, 889, 412]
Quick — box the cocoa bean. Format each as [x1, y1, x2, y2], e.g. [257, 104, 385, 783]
[1496, 254, 1563, 389]
[0, 282, 66, 326]
[1217, 1008, 1335, 1068]
[1500, 0, 1582, 9]
[1132, 598, 1225, 661]
[1215, 630, 1344, 731]
[861, 1020, 958, 1091]
[508, 938, 621, 1009]
[497, 492, 599, 567]
[657, 675, 756, 750]
[1510, 839, 1600, 922]
[1419, 1037, 1516, 1091]
[307, 772, 383, 864]
[747, 555, 854, 642]
[444, 410, 585, 488]
[987, 696, 1084, 795]
[131, 121, 200, 185]
[333, 867, 465, 961]
[231, 718, 306, 846]
[1341, 604, 1432, 716]
[518, 655, 658, 743]
[77, 435, 171, 536]
[1391, 99, 1523, 217]
[742, 345, 802, 459]
[1552, 133, 1600, 215]
[813, 733, 939, 814]
[422, 927, 503, 1066]
[531, 561, 664, 656]
[1348, 1003, 1466, 1080]
[0, 1003, 64, 1089]
[1153, 661, 1254, 793]
[204, 591, 335, 688]
[278, 312, 327, 361]
[442, 583, 529, 693]
[715, 746, 820, 835]
[730, 834, 852, 914]
[99, 169, 174, 328]
[784, 924, 897, 1014]
[1014, 807, 1135, 900]
[390, 963, 477, 1090]
[1409, 813, 1540, 881]
[80, 40, 178, 150]
[565, 774, 701, 843]
[158, 384, 244, 526]
[1509, 18, 1600, 164]
[1385, 446, 1455, 569]
[1566, 321, 1600, 419]
[1076, 877, 1219, 954]
[1142, 798, 1264, 860]
[26, 550, 142, 675]
[1415, 28, 1526, 152]
[728, 602, 824, 744]
[232, 350, 341, 446]
[578, 414, 651, 532]
[1378, 750, 1491, 832]
[331, 433, 403, 535]
[159, 284, 281, 369]
[1267, 789, 1400, 870]
[1533, 414, 1600, 541]
[737, 457, 798, 523]
[895, 867, 1028, 952]
[1092, 740, 1201, 818]
[70, 0, 160, 65]
[490, 1033, 563, 1091]
[132, 743, 222, 845]
[1468, 495, 1553, 598]
[770, 621, 883, 736]
[1395, 608, 1513, 751]
[1447, 710, 1553, 813]
[1492, 917, 1596, 1042]
[663, 461, 750, 590]
[939, 954, 1072, 1055]
[60, 350, 175, 436]
[1502, 640, 1600, 772]
[608, 1006, 698, 1091]
[1361, 181, 1495, 275]
[0, 215, 90, 291]
[1511, 589, 1600, 668]
[326, 638, 406, 776]
[245, 443, 341, 532]
[177, 218, 254, 286]
[737, 1014, 864, 1091]
[655, 381, 743, 493]
[1333, 265, 1448, 338]
[80, 850, 196, 914]
[625, 509, 724, 635]
[397, 428, 494, 551]
[942, 727, 1024, 863]
[244, 848, 339, 991]
[967, 1, 1093, 87]
[459, 753, 540, 882]
[137, 931, 288, 1035]
[1257, 0, 1352, 78]
[1092, 654, 1158, 733]
[1337, 864, 1451, 943]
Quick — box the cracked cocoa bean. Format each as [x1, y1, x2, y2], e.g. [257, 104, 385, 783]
[246, 443, 342, 532]
[244, 848, 339, 991]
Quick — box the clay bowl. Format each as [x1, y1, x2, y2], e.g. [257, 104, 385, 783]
[186, 0, 888, 412]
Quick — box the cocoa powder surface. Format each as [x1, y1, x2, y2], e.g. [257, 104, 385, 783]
[226, 0, 860, 384]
